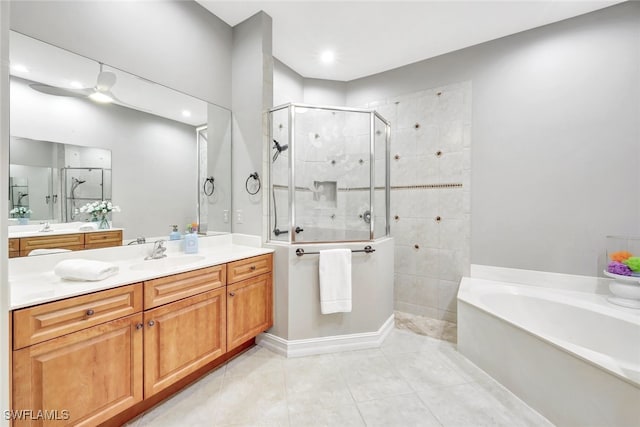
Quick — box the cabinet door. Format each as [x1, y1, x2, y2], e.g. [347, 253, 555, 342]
[227, 273, 273, 351]
[144, 288, 226, 397]
[19, 234, 85, 256]
[84, 230, 123, 249]
[12, 314, 143, 427]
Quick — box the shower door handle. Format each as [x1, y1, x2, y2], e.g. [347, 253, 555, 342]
[295, 226, 304, 234]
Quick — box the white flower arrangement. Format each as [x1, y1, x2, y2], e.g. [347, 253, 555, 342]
[10, 206, 32, 218]
[77, 200, 120, 221]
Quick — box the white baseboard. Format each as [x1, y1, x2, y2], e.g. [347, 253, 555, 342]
[256, 314, 395, 358]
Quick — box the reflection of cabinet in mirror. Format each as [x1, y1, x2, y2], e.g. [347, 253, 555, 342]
[8, 230, 122, 257]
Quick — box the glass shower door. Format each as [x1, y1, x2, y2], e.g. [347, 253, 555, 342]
[292, 106, 372, 243]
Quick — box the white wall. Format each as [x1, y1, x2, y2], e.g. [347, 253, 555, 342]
[0, 2, 9, 424]
[267, 238, 394, 341]
[231, 11, 273, 237]
[10, 1, 232, 108]
[11, 77, 198, 239]
[273, 60, 347, 107]
[273, 59, 303, 106]
[347, 2, 640, 276]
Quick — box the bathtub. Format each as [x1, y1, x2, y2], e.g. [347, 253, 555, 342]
[458, 266, 640, 427]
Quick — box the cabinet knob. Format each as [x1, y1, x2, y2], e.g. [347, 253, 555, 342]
[148, 320, 155, 327]
[250, 265, 256, 271]
[229, 292, 236, 297]
[135, 322, 144, 330]
[86, 309, 95, 316]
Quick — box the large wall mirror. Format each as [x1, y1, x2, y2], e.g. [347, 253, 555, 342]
[8, 31, 232, 242]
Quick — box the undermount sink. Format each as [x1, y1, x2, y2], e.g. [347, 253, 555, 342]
[129, 255, 205, 271]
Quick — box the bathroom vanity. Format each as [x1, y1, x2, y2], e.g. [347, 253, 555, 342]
[8, 239, 273, 426]
[8, 229, 123, 257]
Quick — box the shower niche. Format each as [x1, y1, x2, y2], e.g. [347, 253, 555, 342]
[268, 103, 390, 243]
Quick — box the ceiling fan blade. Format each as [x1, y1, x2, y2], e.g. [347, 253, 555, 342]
[96, 71, 116, 91]
[108, 91, 152, 113]
[29, 83, 91, 98]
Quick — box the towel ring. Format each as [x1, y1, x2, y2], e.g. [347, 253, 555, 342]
[246, 172, 261, 195]
[203, 176, 215, 196]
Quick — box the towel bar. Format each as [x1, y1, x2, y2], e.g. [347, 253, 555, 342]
[295, 245, 375, 257]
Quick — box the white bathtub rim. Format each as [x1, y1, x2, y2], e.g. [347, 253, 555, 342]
[461, 277, 640, 324]
[458, 279, 640, 389]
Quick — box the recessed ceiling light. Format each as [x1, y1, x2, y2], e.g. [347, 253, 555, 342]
[11, 64, 29, 73]
[182, 110, 192, 117]
[69, 81, 84, 89]
[320, 50, 335, 64]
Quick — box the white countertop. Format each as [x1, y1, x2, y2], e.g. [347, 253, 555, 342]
[9, 234, 272, 310]
[9, 222, 124, 239]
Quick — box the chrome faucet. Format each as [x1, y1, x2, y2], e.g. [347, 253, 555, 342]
[145, 240, 167, 260]
[39, 222, 52, 232]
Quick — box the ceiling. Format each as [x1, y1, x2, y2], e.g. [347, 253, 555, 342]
[198, 0, 624, 81]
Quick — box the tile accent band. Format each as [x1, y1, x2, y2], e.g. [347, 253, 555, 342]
[273, 183, 463, 191]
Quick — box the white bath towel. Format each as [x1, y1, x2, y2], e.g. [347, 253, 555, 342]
[54, 259, 119, 281]
[78, 223, 98, 231]
[28, 248, 72, 256]
[319, 249, 352, 314]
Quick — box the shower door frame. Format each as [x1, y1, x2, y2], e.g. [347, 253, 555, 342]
[268, 103, 391, 244]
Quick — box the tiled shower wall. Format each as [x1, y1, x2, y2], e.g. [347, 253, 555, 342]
[365, 81, 471, 323]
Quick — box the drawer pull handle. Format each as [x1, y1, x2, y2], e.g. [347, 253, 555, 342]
[229, 292, 236, 297]
[135, 322, 144, 330]
[148, 320, 155, 327]
[86, 309, 95, 316]
[250, 265, 256, 271]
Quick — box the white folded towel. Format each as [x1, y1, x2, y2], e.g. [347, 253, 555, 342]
[54, 259, 119, 281]
[29, 248, 72, 256]
[319, 249, 352, 314]
[78, 223, 98, 231]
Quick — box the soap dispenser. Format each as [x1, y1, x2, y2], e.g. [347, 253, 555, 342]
[169, 225, 181, 241]
[184, 224, 199, 254]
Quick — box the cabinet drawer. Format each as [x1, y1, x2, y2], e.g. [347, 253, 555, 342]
[20, 245, 83, 257]
[85, 230, 123, 245]
[20, 233, 85, 251]
[227, 253, 273, 284]
[9, 238, 19, 252]
[144, 265, 226, 309]
[13, 283, 143, 350]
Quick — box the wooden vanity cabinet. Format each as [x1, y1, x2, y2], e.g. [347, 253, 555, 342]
[10, 252, 273, 426]
[9, 238, 19, 258]
[143, 288, 226, 397]
[19, 233, 84, 256]
[12, 314, 144, 427]
[226, 254, 273, 351]
[84, 230, 123, 250]
[9, 229, 123, 257]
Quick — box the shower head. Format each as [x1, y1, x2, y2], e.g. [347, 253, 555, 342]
[72, 177, 87, 185]
[272, 139, 289, 162]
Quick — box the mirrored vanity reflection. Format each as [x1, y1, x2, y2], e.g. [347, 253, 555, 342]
[8, 30, 232, 250]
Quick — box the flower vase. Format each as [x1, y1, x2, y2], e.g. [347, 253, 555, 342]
[98, 216, 110, 230]
[17, 218, 28, 225]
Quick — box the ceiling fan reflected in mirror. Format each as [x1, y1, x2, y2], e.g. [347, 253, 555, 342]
[29, 63, 124, 105]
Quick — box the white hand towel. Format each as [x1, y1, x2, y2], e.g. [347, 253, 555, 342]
[28, 248, 72, 256]
[54, 259, 119, 281]
[78, 223, 98, 231]
[319, 248, 352, 314]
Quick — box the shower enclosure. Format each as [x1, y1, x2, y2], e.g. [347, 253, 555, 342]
[61, 167, 111, 222]
[268, 103, 390, 243]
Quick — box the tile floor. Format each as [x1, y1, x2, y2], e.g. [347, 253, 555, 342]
[126, 327, 553, 427]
